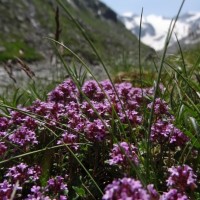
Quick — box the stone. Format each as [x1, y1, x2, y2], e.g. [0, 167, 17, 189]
[0, 46, 6, 52]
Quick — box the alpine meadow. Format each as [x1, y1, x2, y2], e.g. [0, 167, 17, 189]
[0, 0, 199, 199]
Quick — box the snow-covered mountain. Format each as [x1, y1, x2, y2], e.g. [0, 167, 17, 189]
[119, 12, 200, 51]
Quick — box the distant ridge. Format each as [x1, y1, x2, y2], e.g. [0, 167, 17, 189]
[0, 0, 154, 65]
[119, 12, 200, 51]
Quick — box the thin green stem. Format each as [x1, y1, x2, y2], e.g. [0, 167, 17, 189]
[56, 0, 137, 141]
[139, 7, 144, 89]
[146, 0, 186, 181]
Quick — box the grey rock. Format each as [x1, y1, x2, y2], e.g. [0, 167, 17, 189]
[0, 46, 6, 52]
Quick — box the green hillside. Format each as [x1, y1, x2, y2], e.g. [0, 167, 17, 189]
[0, 0, 154, 66]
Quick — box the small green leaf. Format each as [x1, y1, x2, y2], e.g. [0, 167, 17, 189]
[72, 186, 86, 197]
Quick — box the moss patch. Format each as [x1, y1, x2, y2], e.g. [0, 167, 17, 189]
[0, 38, 43, 62]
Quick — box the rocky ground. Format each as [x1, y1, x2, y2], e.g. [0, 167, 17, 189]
[0, 0, 155, 95]
[0, 56, 108, 95]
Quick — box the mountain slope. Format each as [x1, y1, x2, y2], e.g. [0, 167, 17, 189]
[0, 0, 154, 65]
[119, 12, 200, 51]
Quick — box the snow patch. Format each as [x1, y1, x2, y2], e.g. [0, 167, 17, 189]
[120, 12, 200, 51]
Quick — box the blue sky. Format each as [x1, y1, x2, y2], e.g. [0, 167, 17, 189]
[100, 0, 200, 17]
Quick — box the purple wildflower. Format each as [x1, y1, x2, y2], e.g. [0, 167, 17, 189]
[100, 80, 113, 91]
[26, 186, 51, 200]
[65, 102, 85, 132]
[119, 110, 142, 125]
[115, 82, 132, 99]
[93, 100, 112, 118]
[126, 99, 140, 110]
[46, 176, 68, 195]
[0, 180, 13, 199]
[8, 110, 37, 131]
[160, 189, 188, 200]
[82, 80, 104, 101]
[59, 195, 68, 200]
[0, 142, 7, 156]
[27, 165, 42, 181]
[6, 163, 41, 184]
[57, 132, 79, 150]
[128, 87, 144, 104]
[81, 100, 111, 119]
[48, 79, 77, 103]
[102, 177, 150, 200]
[169, 127, 189, 146]
[151, 120, 188, 146]
[9, 107, 29, 126]
[8, 126, 38, 147]
[65, 101, 80, 115]
[0, 117, 9, 131]
[0, 131, 7, 137]
[166, 165, 197, 192]
[145, 84, 165, 96]
[148, 98, 170, 116]
[85, 119, 108, 142]
[147, 184, 159, 200]
[108, 142, 139, 167]
[32, 101, 65, 126]
[82, 80, 98, 97]
[23, 116, 37, 130]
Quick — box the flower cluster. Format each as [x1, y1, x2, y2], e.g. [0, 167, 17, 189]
[147, 184, 160, 200]
[9, 126, 38, 147]
[102, 177, 150, 200]
[57, 131, 79, 150]
[0, 163, 41, 199]
[0, 79, 189, 157]
[85, 119, 108, 142]
[0, 117, 9, 131]
[31, 100, 65, 126]
[146, 97, 189, 148]
[6, 163, 41, 184]
[82, 80, 105, 101]
[48, 79, 78, 103]
[0, 180, 13, 199]
[0, 162, 68, 199]
[26, 176, 68, 200]
[46, 176, 68, 194]
[167, 165, 197, 191]
[0, 78, 194, 199]
[0, 142, 7, 156]
[103, 164, 197, 200]
[160, 164, 197, 199]
[26, 186, 51, 200]
[108, 142, 139, 168]
[119, 110, 142, 125]
[0, 109, 38, 153]
[161, 189, 188, 200]
[151, 120, 189, 146]
[65, 101, 85, 132]
[148, 98, 170, 116]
